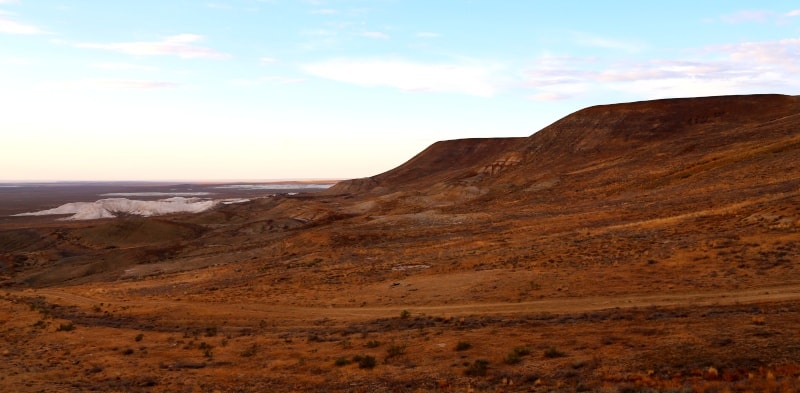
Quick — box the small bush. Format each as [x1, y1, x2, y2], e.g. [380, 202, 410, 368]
[56, 323, 75, 332]
[205, 326, 217, 337]
[122, 348, 134, 355]
[357, 355, 376, 369]
[334, 357, 351, 366]
[572, 359, 589, 369]
[504, 352, 521, 365]
[240, 344, 258, 357]
[400, 310, 411, 319]
[386, 345, 406, 358]
[455, 341, 472, 351]
[513, 347, 531, 356]
[365, 340, 381, 348]
[465, 359, 489, 376]
[134, 333, 144, 342]
[544, 347, 566, 358]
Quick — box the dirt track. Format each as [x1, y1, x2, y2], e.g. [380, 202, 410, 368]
[21, 281, 800, 323]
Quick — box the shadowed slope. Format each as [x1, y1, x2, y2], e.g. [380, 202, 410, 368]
[325, 137, 525, 195]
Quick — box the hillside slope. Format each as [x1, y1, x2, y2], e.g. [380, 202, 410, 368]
[2, 94, 800, 393]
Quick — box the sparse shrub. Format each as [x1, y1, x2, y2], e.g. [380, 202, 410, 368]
[135, 333, 144, 342]
[32, 320, 48, 329]
[220, 338, 228, 347]
[334, 357, 351, 366]
[400, 310, 411, 319]
[572, 359, 588, 369]
[56, 322, 75, 332]
[456, 341, 472, 351]
[92, 305, 102, 312]
[122, 348, 134, 355]
[205, 326, 217, 337]
[365, 340, 381, 348]
[504, 352, 521, 365]
[513, 347, 531, 356]
[357, 355, 376, 369]
[386, 345, 406, 358]
[240, 344, 257, 357]
[465, 359, 489, 376]
[340, 339, 352, 349]
[544, 347, 566, 358]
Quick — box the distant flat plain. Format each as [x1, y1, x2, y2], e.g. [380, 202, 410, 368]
[0, 181, 336, 218]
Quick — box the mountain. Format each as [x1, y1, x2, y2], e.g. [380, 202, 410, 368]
[328, 94, 799, 216]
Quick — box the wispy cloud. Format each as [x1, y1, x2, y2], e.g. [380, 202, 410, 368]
[231, 76, 306, 86]
[0, 56, 33, 65]
[259, 57, 277, 64]
[713, 38, 800, 69]
[42, 79, 180, 90]
[362, 31, 389, 39]
[91, 62, 158, 71]
[720, 10, 772, 23]
[0, 10, 43, 35]
[75, 34, 230, 59]
[301, 28, 336, 37]
[717, 9, 800, 23]
[312, 8, 337, 15]
[571, 32, 644, 52]
[416, 32, 441, 38]
[303, 58, 501, 97]
[527, 92, 578, 102]
[522, 37, 800, 101]
[91, 79, 180, 89]
[205, 3, 233, 10]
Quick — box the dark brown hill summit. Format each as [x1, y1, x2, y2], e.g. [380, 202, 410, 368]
[329, 94, 799, 214]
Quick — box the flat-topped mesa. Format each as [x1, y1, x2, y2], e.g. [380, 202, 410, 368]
[522, 94, 800, 157]
[328, 94, 800, 197]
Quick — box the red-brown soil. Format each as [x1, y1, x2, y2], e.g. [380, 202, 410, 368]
[2, 94, 800, 392]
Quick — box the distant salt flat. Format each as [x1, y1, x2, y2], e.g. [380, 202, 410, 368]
[13, 196, 248, 220]
[100, 192, 213, 197]
[215, 184, 333, 190]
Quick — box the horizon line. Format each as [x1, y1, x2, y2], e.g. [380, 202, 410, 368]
[0, 178, 345, 184]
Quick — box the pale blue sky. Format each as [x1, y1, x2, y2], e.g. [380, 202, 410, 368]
[1, 1, 798, 181]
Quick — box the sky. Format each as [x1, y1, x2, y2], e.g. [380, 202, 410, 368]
[1, 1, 799, 181]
